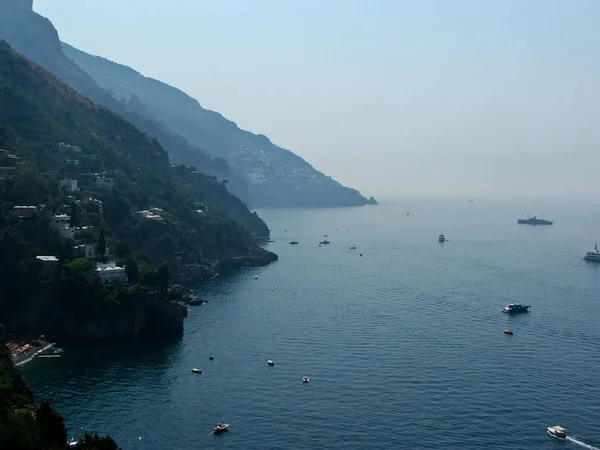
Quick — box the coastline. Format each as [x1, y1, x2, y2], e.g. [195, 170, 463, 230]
[13, 342, 55, 367]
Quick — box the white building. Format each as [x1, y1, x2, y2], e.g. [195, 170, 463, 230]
[96, 262, 127, 283]
[59, 179, 78, 192]
[36, 255, 58, 280]
[94, 175, 114, 191]
[50, 214, 74, 240]
[73, 243, 97, 260]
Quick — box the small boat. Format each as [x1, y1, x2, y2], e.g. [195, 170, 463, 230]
[324, 235, 328, 237]
[350, 246, 356, 250]
[547, 425, 566, 440]
[319, 240, 330, 245]
[254, 275, 258, 279]
[209, 353, 214, 361]
[502, 303, 531, 314]
[268, 239, 275, 243]
[289, 241, 299, 245]
[584, 243, 600, 262]
[192, 368, 202, 374]
[302, 376, 310, 383]
[213, 423, 229, 434]
[267, 359, 275, 366]
[504, 329, 513, 335]
[438, 234, 446, 243]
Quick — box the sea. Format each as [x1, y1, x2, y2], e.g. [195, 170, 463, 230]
[22, 198, 600, 450]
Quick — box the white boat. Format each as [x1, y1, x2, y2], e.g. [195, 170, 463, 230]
[192, 368, 202, 374]
[213, 423, 229, 434]
[547, 425, 566, 440]
[302, 376, 310, 383]
[267, 359, 275, 366]
[254, 275, 259, 279]
[584, 243, 600, 262]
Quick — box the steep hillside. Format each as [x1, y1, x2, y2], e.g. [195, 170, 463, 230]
[0, 39, 276, 341]
[0, 39, 272, 262]
[62, 43, 377, 208]
[0, 0, 250, 204]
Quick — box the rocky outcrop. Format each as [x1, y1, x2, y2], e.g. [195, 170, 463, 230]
[55, 300, 186, 342]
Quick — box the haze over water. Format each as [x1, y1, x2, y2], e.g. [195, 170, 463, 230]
[24, 199, 600, 449]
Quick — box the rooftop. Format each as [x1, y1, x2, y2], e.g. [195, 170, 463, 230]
[36, 256, 58, 262]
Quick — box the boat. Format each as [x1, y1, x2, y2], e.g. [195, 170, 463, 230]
[209, 353, 214, 361]
[350, 246, 356, 250]
[504, 329, 514, 335]
[584, 243, 600, 262]
[289, 241, 299, 245]
[319, 240, 330, 245]
[192, 368, 202, 374]
[547, 425, 566, 440]
[438, 234, 446, 243]
[517, 214, 553, 225]
[254, 275, 258, 279]
[267, 359, 275, 366]
[502, 303, 531, 314]
[213, 423, 229, 434]
[302, 376, 310, 383]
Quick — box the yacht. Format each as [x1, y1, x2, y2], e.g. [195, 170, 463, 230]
[547, 425, 566, 440]
[213, 423, 229, 434]
[267, 359, 275, 366]
[502, 303, 531, 314]
[504, 329, 514, 335]
[584, 243, 600, 262]
[192, 368, 202, 374]
[438, 234, 446, 243]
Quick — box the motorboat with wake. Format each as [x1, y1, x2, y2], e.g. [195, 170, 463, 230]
[547, 425, 566, 440]
[502, 303, 530, 314]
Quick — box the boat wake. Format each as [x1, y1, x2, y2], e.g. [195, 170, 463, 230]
[566, 436, 600, 450]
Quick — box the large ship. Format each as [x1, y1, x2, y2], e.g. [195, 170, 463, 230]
[517, 214, 553, 225]
[584, 243, 600, 262]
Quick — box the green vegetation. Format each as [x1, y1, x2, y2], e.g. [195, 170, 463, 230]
[0, 327, 120, 449]
[0, 40, 276, 338]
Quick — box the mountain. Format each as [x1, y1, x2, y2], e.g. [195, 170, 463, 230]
[0, 38, 276, 341]
[0, 38, 273, 267]
[62, 44, 377, 208]
[0, 0, 251, 204]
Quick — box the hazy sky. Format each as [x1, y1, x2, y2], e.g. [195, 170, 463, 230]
[35, 0, 600, 199]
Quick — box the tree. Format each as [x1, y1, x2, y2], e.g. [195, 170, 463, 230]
[124, 255, 138, 283]
[77, 432, 120, 450]
[156, 263, 169, 292]
[96, 229, 106, 257]
[35, 401, 67, 448]
[70, 203, 78, 227]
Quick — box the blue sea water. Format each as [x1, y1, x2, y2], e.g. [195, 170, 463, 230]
[23, 199, 600, 449]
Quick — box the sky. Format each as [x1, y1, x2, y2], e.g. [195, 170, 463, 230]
[35, 0, 600, 199]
